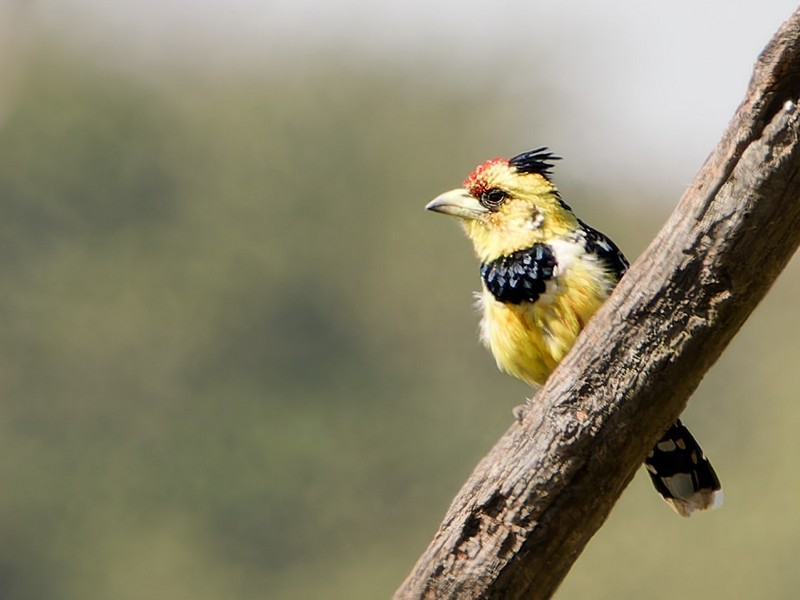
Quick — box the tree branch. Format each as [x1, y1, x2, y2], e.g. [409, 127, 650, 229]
[395, 9, 800, 600]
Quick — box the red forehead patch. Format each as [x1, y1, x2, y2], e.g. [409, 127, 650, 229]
[463, 157, 508, 196]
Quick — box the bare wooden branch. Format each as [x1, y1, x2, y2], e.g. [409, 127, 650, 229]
[395, 9, 800, 600]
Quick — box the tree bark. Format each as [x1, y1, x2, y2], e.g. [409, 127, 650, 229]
[395, 9, 800, 600]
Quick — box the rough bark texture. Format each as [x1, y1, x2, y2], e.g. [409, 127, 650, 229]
[395, 9, 800, 600]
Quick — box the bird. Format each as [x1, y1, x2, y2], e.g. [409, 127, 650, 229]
[425, 147, 722, 517]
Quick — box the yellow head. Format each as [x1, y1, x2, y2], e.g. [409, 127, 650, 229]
[426, 149, 578, 262]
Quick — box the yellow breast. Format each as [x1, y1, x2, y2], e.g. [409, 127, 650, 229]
[477, 260, 613, 386]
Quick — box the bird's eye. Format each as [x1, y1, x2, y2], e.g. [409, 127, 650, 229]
[480, 188, 508, 209]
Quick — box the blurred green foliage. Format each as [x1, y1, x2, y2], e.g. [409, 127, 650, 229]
[0, 44, 798, 599]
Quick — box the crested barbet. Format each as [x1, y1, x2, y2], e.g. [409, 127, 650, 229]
[426, 148, 722, 517]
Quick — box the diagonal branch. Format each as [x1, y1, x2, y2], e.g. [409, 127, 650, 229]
[395, 8, 800, 600]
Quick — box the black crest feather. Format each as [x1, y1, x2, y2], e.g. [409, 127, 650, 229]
[508, 147, 561, 179]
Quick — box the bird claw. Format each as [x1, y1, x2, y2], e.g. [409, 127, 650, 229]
[512, 398, 532, 422]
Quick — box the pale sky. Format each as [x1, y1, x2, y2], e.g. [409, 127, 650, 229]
[13, 0, 800, 190]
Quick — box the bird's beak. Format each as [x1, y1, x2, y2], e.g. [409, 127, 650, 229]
[425, 188, 488, 220]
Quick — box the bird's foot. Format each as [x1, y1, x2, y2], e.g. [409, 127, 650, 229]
[512, 397, 533, 423]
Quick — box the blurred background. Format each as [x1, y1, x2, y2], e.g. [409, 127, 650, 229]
[1, 1, 799, 598]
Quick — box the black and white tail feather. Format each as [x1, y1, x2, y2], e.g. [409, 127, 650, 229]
[645, 420, 723, 517]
